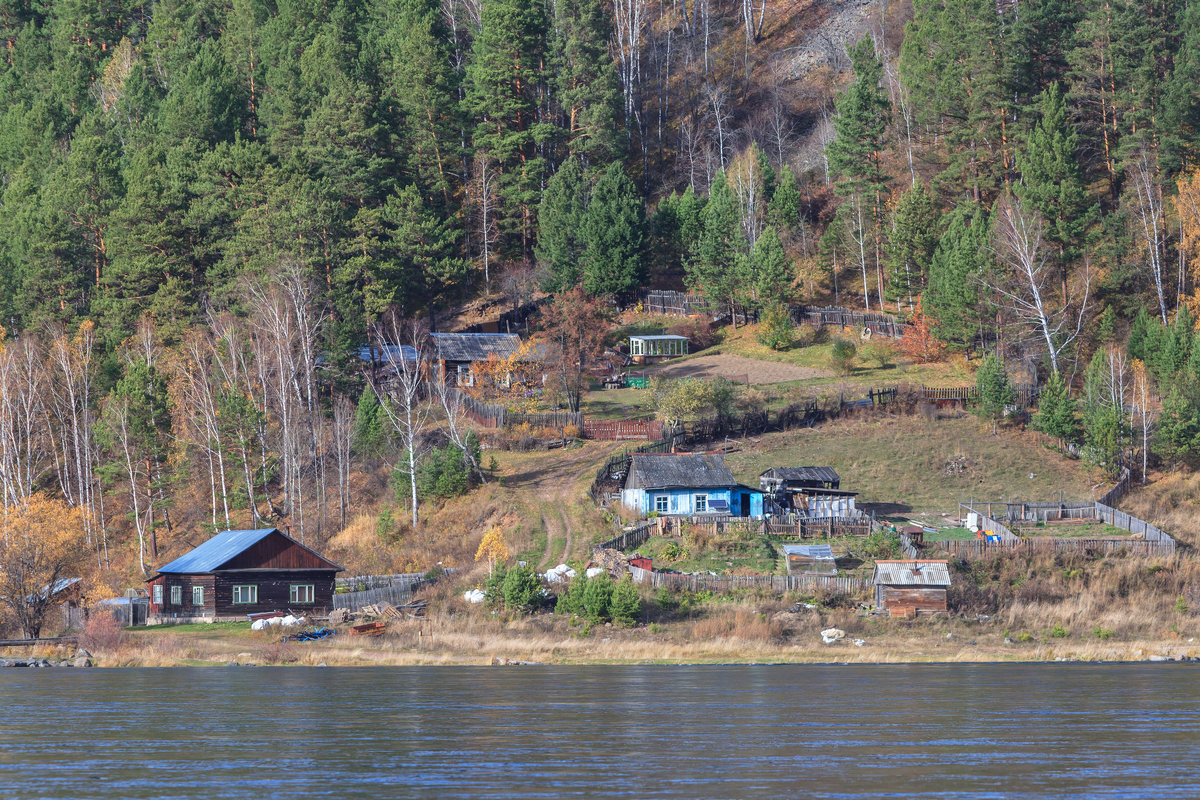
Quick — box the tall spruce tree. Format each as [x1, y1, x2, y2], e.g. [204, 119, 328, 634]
[688, 171, 749, 323]
[535, 158, 587, 291]
[579, 162, 644, 298]
[1015, 82, 1097, 299]
[552, 0, 620, 169]
[885, 180, 938, 310]
[925, 203, 992, 350]
[465, 0, 555, 257]
[826, 37, 891, 308]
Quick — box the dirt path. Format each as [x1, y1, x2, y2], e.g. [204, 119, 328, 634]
[645, 353, 831, 384]
[504, 443, 615, 570]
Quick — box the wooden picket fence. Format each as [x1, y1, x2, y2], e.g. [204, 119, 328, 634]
[444, 386, 583, 430]
[583, 418, 664, 441]
[595, 521, 657, 552]
[629, 565, 872, 595]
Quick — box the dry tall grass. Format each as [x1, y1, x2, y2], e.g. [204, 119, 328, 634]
[1121, 471, 1200, 547]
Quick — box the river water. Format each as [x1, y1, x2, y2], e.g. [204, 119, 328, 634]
[1, 663, 1198, 799]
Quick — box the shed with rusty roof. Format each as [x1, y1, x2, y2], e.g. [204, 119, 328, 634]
[146, 528, 343, 622]
[872, 560, 951, 617]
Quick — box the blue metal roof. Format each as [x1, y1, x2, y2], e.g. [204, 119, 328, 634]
[356, 344, 417, 363]
[155, 529, 279, 574]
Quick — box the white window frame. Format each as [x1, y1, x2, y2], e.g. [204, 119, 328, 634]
[694, 494, 708, 513]
[153, 584, 163, 605]
[170, 585, 182, 605]
[192, 586, 204, 606]
[289, 584, 315, 604]
[232, 585, 258, 605]
[655, 495, 669, 513]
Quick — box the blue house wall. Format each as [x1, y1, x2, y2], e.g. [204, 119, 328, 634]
[621, 486, 764, 518]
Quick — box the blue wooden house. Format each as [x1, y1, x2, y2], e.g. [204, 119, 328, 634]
[620, 453, 764, 518]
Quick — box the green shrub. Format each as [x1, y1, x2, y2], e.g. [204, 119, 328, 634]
[582, 574, 614, 623]
[1175, 596, 1189, 615]
[501, 564, 543, 611]
[1049, 622, 1070, 638]
[756, 304, 795, 351]
[862, 340, 895, 368]
[862, 529, 900, 559]
[1092, 626, 1114, 640]
[830, 339, 857, 376]
[416, 433, 481, 501]
[484, 564, 508, 606]
[610, 576, 642, 626]
[556, 577, 588, 617]
[1016, 632, 1034, 643]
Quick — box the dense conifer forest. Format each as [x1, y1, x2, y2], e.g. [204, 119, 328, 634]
[6, 0, 1200, 585]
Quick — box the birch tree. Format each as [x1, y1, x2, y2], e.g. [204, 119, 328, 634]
[371, 320, 431, 528]
[989, 195, 1089, 376]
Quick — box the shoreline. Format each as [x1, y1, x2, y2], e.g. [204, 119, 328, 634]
[11, 633, 1197, 669]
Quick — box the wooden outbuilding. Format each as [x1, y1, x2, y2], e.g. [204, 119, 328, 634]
[430, 332, 523, 386]
[760, 467, 857, 517]
[872, 560, 951, 617]
[146, 528, 343, 622]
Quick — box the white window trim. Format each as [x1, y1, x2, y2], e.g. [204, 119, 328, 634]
[289, 584, 315, 604]
[694, 494, 708, 513]
[232, 585, 258, 605]
[153, 584, 163, 605]
[655, 495, 669, 513]
[192, 586, 204, 606]
[170, 585, 182, 605]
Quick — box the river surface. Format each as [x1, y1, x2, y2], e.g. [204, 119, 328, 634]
[1, 663, 1198, 799]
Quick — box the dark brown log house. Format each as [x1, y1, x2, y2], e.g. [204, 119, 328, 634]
[147, 528, 343, 621]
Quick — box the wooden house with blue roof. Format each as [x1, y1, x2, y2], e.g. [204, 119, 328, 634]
[620, 453, 764, 519]
[146, 528, 343, 621]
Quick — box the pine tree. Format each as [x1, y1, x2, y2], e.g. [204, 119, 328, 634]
[1155, 387, 1199, 470]
[552, 0, 620, 168]
[768, 166, 802, 232]
[688, 172, 749, 323]
[925, 203, 991, 350]
[1015, 82, 1097, 294]
[885, 180, 939, 310]
[826, 37, 891, 309]
[749, 225, 791, 305]
[900, 0, 1011, 202]
[1032, 370, 1079, 447]
[465, 0, 555, 257]
[579, 162, 644, 298]
[380, 0, 462, 206]
[535, 158, 587, 291]
[975, 352, 1014, 434]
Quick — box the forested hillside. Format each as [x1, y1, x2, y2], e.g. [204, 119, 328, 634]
[6, 0, 1200, 590]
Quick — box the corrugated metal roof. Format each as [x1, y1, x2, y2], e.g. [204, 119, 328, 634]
[629, 334, 690, 341]
[356, 344, 417, 363]
[38, 577, 81, 600]
[431, 333, 522, 362]
[763, 466, 841, 484]
[624, 453, 739, 490]
[872, 560, 951, 587]
[155, 528, 279, 574]
[782, 544, 836, 560]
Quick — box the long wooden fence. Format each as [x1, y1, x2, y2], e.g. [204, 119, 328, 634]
[629, 565, 871, 595]
[937, 537, 1175, 559]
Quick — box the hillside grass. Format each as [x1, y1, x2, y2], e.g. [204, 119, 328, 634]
[722, 414, 1104, 515]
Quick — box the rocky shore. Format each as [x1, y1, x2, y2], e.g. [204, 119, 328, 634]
[0, 649, 92, 668]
